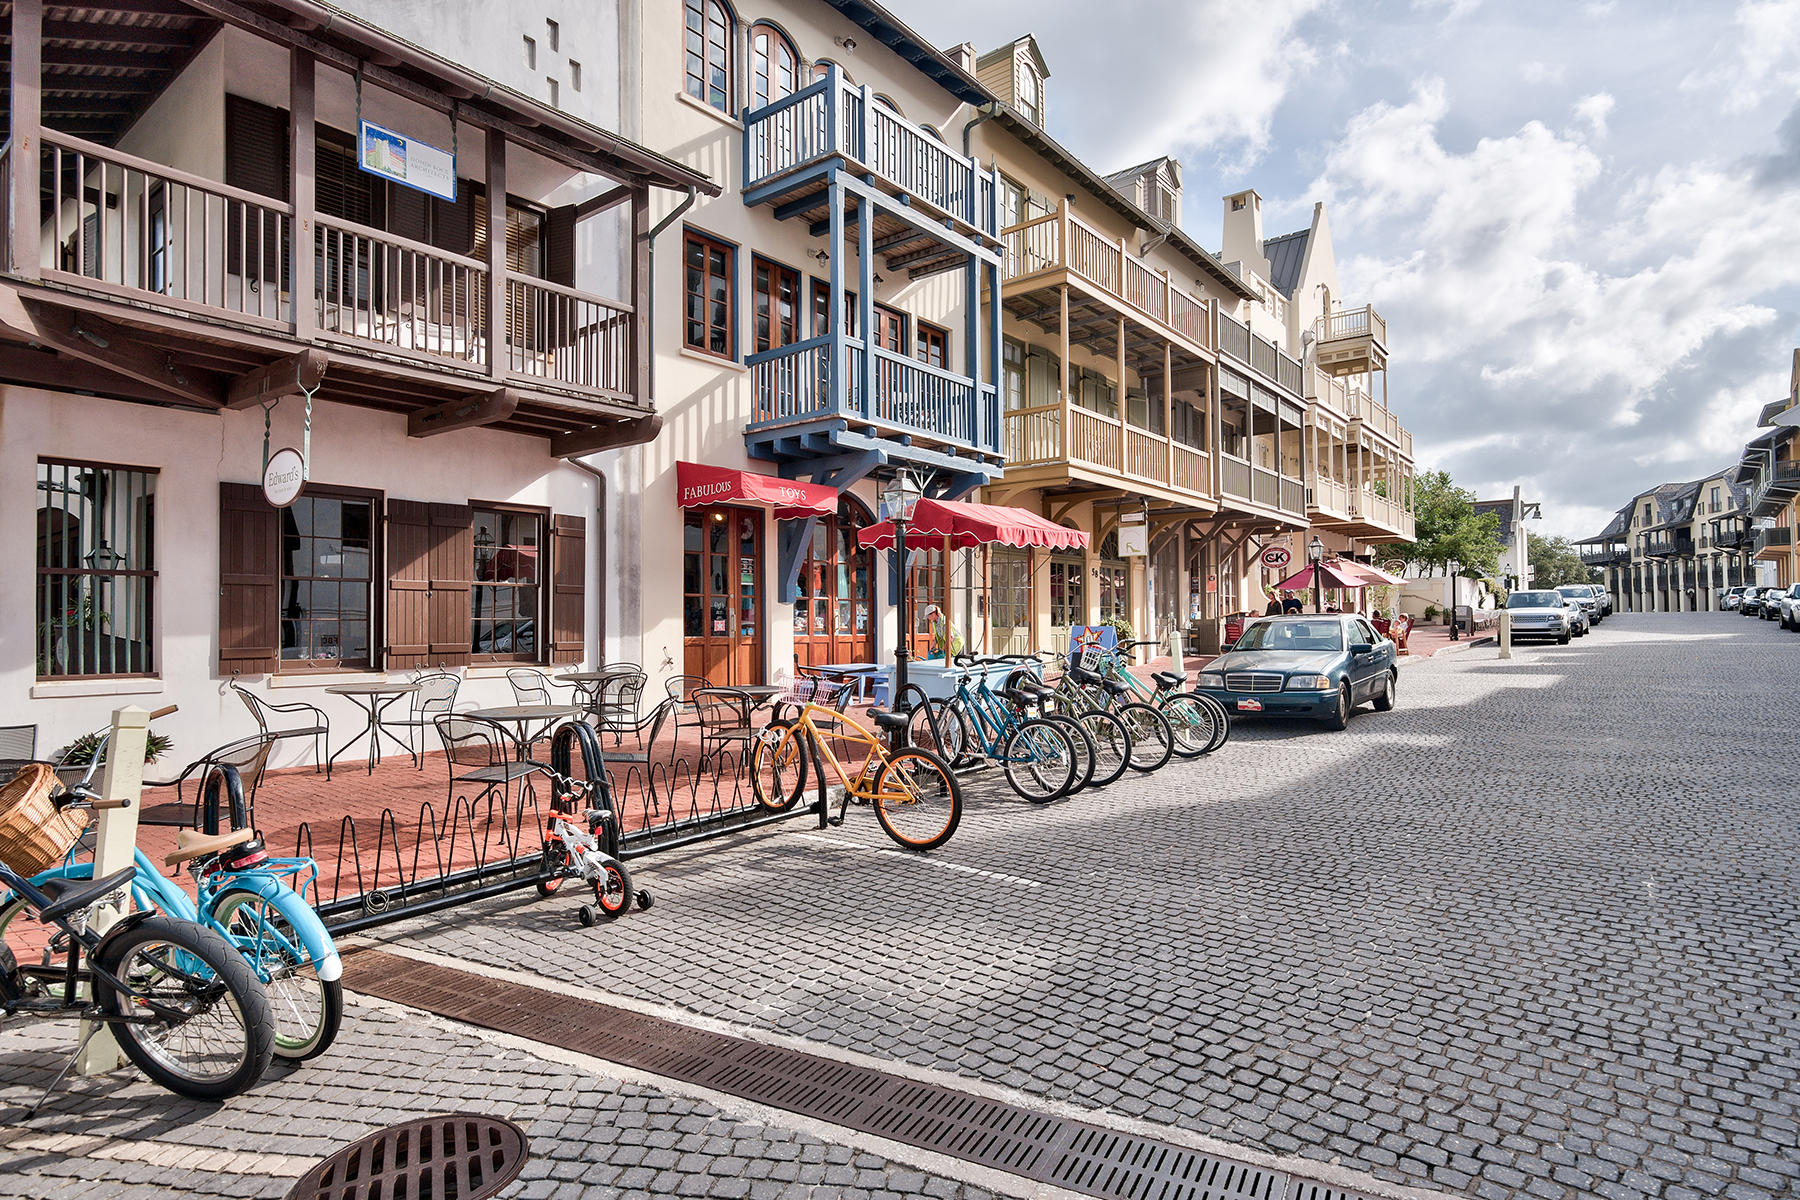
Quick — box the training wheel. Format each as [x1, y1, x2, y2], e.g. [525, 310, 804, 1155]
[636, 889, 654, 910]
[578, 904, 598, 927]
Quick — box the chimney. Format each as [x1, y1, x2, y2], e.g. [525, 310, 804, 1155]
[1221, 189, 1270, 281]
[949, 42, 977, 73]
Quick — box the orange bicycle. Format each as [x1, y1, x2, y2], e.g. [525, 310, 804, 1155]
[750, 690, 962, 851]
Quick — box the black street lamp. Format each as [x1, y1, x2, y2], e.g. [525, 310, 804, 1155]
[1307, 534, 1325, 614]
[882, 468, 925, 723]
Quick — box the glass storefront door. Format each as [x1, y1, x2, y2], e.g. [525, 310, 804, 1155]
[683, 506, 763, 685]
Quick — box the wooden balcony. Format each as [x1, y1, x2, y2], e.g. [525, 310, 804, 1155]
[1747, 460, 1800, 518]
[1219, 311, 1305, 396]
[1000, 203, 1214, 363]
[1218, 452, 1306, 523]
[1314, 304, 1387, 376]
[1, 0, 714, 457]
[1308, 366, 1412, 459]
[1306, 473, 1352, 523]
[1001, 400, 1213, 504]
[742, 66, 999, 280]
[1754, 525, 1794, 558]
[1348, 488, 1415, 541]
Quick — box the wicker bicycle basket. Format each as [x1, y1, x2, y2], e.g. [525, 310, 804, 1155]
[0, 763, 89, 876]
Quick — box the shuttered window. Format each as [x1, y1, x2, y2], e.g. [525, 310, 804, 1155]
[218, 483, 280, 676]
[280, 491, 376, 670]
[472, 506, 544, 663]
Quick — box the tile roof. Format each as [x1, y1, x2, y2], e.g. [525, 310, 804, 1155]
[1472, 499, 1515, 547]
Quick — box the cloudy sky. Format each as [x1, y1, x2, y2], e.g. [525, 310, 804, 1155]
[897, 0, 1800, 539]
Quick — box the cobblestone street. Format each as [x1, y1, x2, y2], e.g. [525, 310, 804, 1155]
[4, 613, 1798, 1200]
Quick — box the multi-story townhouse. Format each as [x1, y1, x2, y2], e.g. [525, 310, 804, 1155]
[1735, 354, 1800, 588]
[3, 0, 710, 758]
[1581, 475, 1752, 611]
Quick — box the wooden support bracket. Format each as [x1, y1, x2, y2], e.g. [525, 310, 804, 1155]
[225, 348, 328, 410]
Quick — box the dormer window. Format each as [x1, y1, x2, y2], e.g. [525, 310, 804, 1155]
[1018, 64, 1040, 124]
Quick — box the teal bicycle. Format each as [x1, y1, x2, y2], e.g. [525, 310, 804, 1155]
[0, 720, 342, 1063]
[1098, 640, 1231, 757]
[907, 659, 1078, 802]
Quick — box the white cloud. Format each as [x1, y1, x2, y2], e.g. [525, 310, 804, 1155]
[1572, 92, 1615, 138]
[1413, 0, 1481, 18]
[1521, 61, 1564, 85]
[1680, 0, 1800, 113]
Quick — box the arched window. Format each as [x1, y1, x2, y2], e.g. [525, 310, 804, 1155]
[873, 93, 903, 116]
[921, 124, 944, 142]
[749, 22, 800, 110]
[812, 58, 853, 86]
[684, 0, 733, 113]
[1018, 65, 1041, 125]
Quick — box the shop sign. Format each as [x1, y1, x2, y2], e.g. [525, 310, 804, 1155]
[1384, 559, 1407, 575]
[262, 447, 306, 509]
[1205, 573, 1217, 593]
[360, 120, 456, 202]
[1117, 525, 1148, 557]
[1260, 547, 1292, 568]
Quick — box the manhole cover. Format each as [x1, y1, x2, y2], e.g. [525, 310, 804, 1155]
[286, 1114, 529, 1200]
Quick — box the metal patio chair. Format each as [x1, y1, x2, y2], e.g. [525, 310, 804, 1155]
[377, 671, 461, 768]
[232, 678, 331, 778]
[691, 688, 755, 768]
[0, 724, 38, 780]
[435, 714, 538, 820]
[137, 733, 277, 835]
[591, 670, 648, 743]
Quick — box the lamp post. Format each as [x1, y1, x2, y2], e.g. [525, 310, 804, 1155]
[882, 468, 925, 724]
[1307, 535, 1325, 615]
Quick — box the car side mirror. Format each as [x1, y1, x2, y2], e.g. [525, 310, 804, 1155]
[1350, 642, 1373, 656]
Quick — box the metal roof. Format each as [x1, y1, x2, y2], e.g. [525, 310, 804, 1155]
[1263, 229, 1310, 298]
[1472, 499, 1516, 547]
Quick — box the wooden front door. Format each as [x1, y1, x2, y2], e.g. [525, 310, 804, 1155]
[794, 500, 875, 670]
[684, 506, 764, 686]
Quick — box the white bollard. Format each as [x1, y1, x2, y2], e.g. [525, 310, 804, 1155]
[1498, 610, 1513, 661]
[78, 704, 150, 1075]
[1168, 629, 1186, 675]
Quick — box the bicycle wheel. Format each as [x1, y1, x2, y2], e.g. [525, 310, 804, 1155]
[536, 840, 573, 897]
[1076, 709, 1132, 788]
[589, 856, 634, 919]
[1044, 714, 1094, 793]
[872, 748, 962, 850]
[750, 720, 808, 812]
[1115, 703, 1174, 772]
[90, 914, 275, 1101]
[1002, 719, 1076, 803]
[1159, 693, 1219, 759]
[1187, 690, 1233, 754]
[210, 889, 342, 1063]
[907, 699, 969, 767]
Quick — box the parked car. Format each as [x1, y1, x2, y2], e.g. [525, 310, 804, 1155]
[1587, 584, 1614, 616]
[1505, 589, 1572, 643]
[1557, 584, 1601, 626]
[1562, 595, 1591, 636]
[1722, 586, 1747, 611]
[1195, 614, 1397, 731]
[1740, 586, 1772, 617]
[1777, 584, 1800, 630]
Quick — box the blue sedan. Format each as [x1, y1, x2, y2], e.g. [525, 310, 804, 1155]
[1196, 614, 1398, 730]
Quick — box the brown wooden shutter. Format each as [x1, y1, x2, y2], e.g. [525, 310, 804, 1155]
[432, 184, 477, 256]
[550, 513, 586, 664]
[219, 482, 279, 676]
[385, 500, 432, 670]
[224, 95, 289, 285]
[545, 204, 577, 287]
[426, 503, 473, 667]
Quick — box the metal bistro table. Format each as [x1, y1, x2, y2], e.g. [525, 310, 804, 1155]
[462, 704, 583, 763]
[724, 684, 782, 709]
[324, 681, 422, 775]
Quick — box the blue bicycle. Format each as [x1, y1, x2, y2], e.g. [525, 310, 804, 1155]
[908, 659, 1078, 802]
[0, 726, 342, 1063]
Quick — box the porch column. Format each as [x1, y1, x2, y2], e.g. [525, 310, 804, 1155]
[1116, 316, 1128, 471]
[486, 132, 507, 379]
[9, 0, 42, 279]
[1058, 284, 1071, 461]
[1163, 343, 1174, 483]
[856, 187, 874, 419]
[290, 49, 316, 341]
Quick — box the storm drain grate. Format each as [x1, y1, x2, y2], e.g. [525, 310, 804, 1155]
[345, 949, 1317, 1200]
[285, 1113, 528, 1200]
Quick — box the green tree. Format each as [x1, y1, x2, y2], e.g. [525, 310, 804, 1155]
[1375, 469, 1502, 578]
[1527, 532, 1599, 588]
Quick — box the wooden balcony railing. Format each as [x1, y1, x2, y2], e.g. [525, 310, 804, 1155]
[1000, 400, 1211, 499]
[23, 133, 636, 401]
[1172, 443, 1208, 494]
[1001, 205, 1215, 353]
[1308, 475, 1350, 517]
[743, 68, 998, 236]
[1218, 311, 1304, 396]
[747, 334, 997, 452]
[41, 132, 293, 327]
[1316, 304, 1386, 347]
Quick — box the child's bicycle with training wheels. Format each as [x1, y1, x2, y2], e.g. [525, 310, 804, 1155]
[751, 678, 963, 850]
[1101, 640, 1231, 757]
[533, 722, 652, 927]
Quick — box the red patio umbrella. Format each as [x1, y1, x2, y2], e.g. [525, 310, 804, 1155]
[856, 498, 1090, 550]
[1271, 560, 1370, 591]
[1335, 560, 1405, 586]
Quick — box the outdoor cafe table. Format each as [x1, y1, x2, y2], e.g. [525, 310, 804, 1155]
[723, 684, 782, 709]
[323, 681, 421, 775]
[462, 704, 583, 762]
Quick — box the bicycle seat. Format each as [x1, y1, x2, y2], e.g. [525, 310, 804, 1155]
[1000, 686, 1037, 708]
[1101, 678, 1129, 697]
[866, 707, 910, 732]
[37, 865, 138, 922]
[1153, 671, 1186, 690]
[1067, 666, 1101, 685]
[164, 826, 255, 867]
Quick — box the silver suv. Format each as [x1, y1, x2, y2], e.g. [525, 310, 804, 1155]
[1506, 589, 1572, 644]
[1774, 583, 1800, 630]
[1556, 584, 1602, 626]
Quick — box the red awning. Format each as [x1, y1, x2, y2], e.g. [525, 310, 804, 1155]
[1272, 560, 1371, 591]
[857, 498, 1090, 551]
[676, 462, 836, 519]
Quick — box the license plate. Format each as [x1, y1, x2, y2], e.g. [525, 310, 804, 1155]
[1237, 698, 1263, 712]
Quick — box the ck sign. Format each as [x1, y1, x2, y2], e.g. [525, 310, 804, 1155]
[1260, 547, 1292, 569]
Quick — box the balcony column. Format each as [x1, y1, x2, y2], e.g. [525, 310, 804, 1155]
[1116, 315, 1127, 472]
[8, 0, 42, 279]
[290, 48, 316, 340]
[1058, 284, 1071, 462]
[1163, 343, 1174, 485]
[485, 132, 507, 379]
[966, 242, 981, 449]
[855, 186, 873, 419]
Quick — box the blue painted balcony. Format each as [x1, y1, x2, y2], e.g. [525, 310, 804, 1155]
[738, 65, 1005, 496]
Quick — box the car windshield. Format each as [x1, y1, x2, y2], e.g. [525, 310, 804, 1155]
[1233, 620, 1344, 652]
[1556, 587, 1586, 598]
[1508, 591, 1561, 608]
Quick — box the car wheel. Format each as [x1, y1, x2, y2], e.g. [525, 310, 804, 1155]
[1557, 630, 1570, 645]
[1321, 683, 1351, 731]
[1373, 670, 1396, 712]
